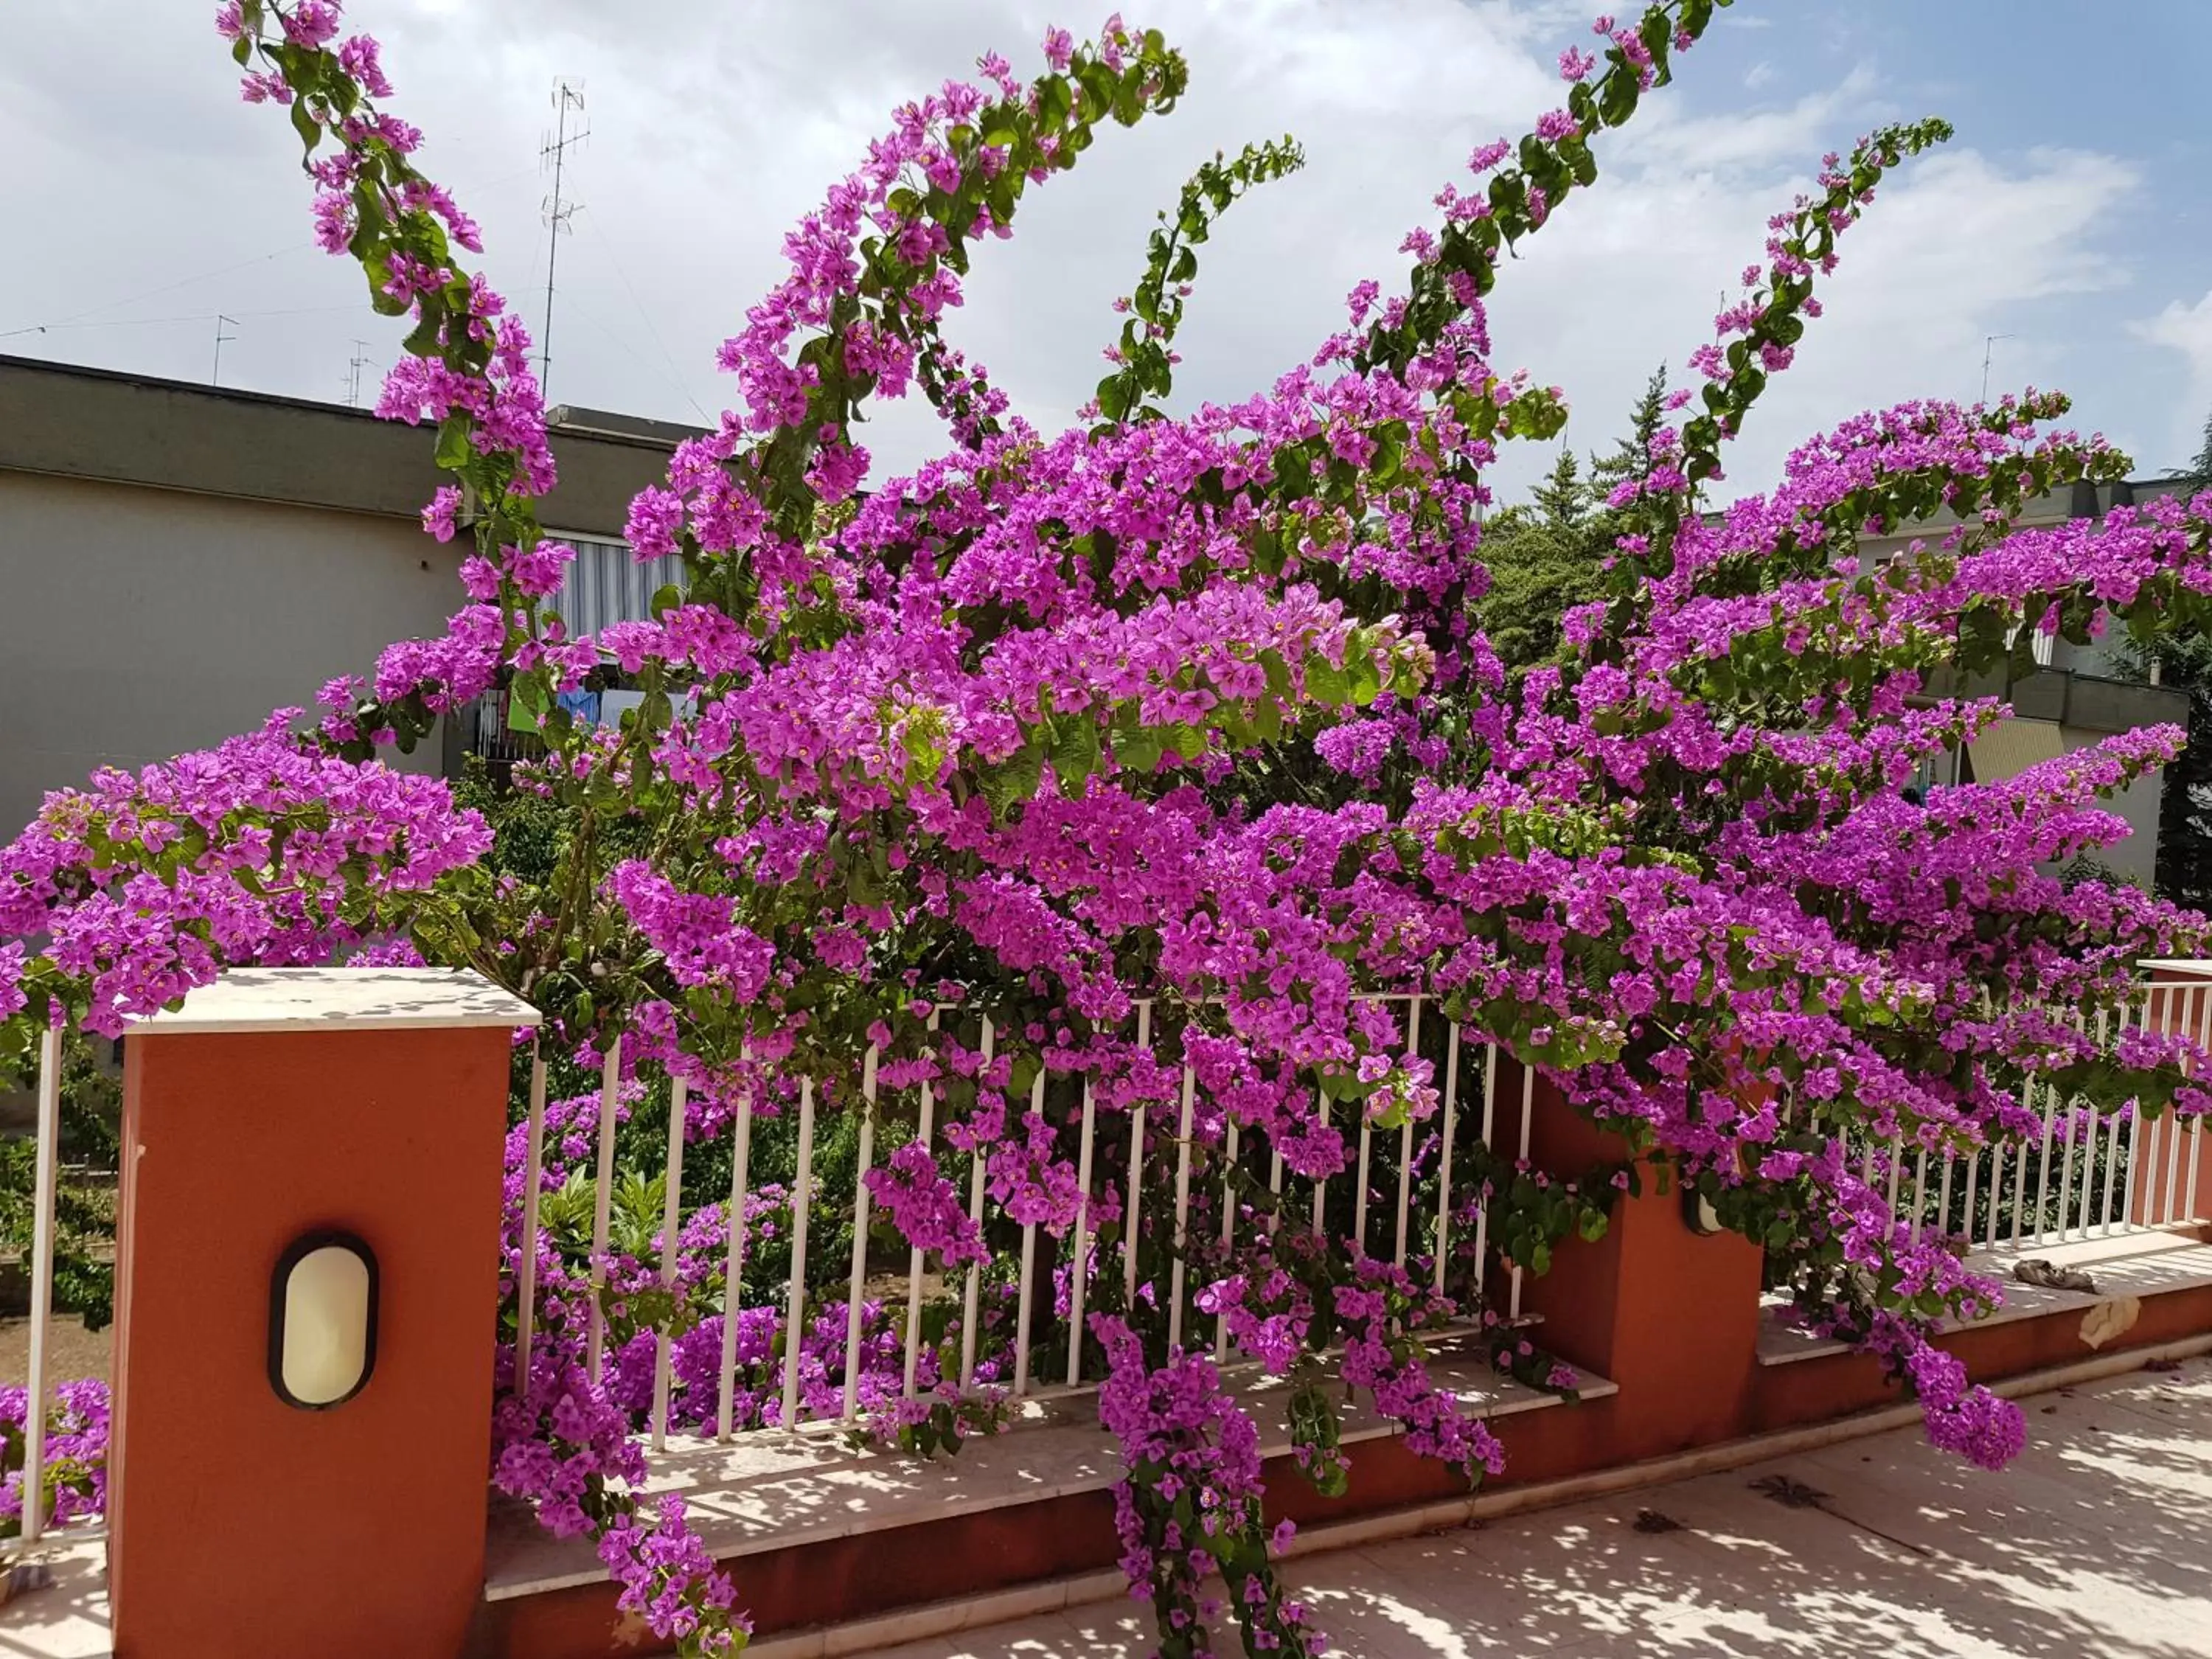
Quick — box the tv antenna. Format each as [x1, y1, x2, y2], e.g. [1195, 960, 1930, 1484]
[1980, 333, 2014, 404]
[538, 78, 588, 400]
[212, 313, 237, 386]
[344, 338, 372, 407]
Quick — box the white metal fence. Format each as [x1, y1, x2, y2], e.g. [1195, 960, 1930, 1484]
[1821, 979, 2210, 1259]
[512, 993, 1543, 1447]
[12, 973, 2209, 1532]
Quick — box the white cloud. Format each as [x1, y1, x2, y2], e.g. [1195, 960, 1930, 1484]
[0, 1, 2154, 504]
[2132, 289, 2212, 463]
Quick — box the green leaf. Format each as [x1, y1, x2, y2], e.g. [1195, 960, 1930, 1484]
[507, 675, 546, 734]
[1048, 715, 1102, 790]
[433, 416, 474, 470]
[981, 742, 1046, 814]
[1112, 727, 1164, 776]
[1037, 74, 1074, 131]
[649, 583, 684, 619]
[1305, 657, 1351, 706]
[289, 96, 321, 156]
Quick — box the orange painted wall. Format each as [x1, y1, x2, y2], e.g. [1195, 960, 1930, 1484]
[1499, 1060, 1769, 1463]
[108, 1026, 514, 1659]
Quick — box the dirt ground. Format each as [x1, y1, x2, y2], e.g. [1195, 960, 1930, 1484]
[0, 1316, 110, 1386]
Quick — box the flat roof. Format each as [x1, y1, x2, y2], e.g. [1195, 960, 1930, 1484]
[0, 352, 707, 539]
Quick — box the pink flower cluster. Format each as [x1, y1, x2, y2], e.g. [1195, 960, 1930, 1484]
[13, 0, 2208, 1650]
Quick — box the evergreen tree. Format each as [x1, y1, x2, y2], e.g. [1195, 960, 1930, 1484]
[2120, 633, 2212, 911]
[1588, 361, 1671, 501]
[1478, 364, 1666, 674]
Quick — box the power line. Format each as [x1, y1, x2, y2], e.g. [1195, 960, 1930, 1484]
[3, 303, 371, 338]
[0, 244, 315, 341]
[0, 159, 545, 343]
[577, 204, 711, 422]
[539, 78, 589, 400]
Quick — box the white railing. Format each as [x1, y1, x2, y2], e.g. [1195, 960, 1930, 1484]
[19, 1026, 63, 1544]
[508, 978, 2212, 1447]
[512, 993, 1531, 1444]
[1823, 980, 2210, 1259]
[15, 971, 2207, 1530]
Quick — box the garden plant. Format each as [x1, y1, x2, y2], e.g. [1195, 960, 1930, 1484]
[4, 0, 2211, 1651]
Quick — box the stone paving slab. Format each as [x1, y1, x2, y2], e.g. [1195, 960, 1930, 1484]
[867, 1360, 2212, 1659]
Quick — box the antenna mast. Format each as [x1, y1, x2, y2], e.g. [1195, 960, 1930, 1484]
[212, 313, 237, 386]
[1980, 333, 2014, 405]
[538, 78, 588, 401]
[344, 338, 372, 407]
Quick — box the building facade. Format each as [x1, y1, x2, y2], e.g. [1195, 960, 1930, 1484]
[1857, 477, 2194, 889]
[0, 355, 695, 838]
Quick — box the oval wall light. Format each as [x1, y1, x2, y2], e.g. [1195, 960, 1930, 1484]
[268, 1231, 379, 1410]
[1680, 1184, 1725, 1237]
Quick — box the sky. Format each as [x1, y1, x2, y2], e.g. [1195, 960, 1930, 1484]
[4, 0, 2211, 504]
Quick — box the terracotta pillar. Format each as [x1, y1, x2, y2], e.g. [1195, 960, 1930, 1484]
[2134, 967, 2212, 1229]
[1498, 1060, 1766, 1463]
[107, 967, 538, 1659]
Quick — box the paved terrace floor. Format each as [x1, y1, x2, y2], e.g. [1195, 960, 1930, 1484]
[863, 1361, 2212, 1659]
[3, 1360, 2205, 1657]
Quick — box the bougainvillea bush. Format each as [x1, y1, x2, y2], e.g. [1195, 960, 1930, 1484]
[4, 0, 2211, 1649]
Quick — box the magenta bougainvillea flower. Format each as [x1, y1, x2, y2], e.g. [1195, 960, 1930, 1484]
[4, 1, 2208, 1652]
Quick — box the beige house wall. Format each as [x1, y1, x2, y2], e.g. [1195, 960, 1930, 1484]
[0, 470, 467, 835]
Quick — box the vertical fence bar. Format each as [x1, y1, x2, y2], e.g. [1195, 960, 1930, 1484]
[1394, 1000, 1420, 1267]
[2057, 1096, 2082, 1241]
[1309, 1085, 1329, 1234]
[21, 1024, 61, 1544]
[1509, 1062, 1533, 1321]
[1935, 1154, 1955, 1242]
[2189, 1115, 2207, 1225]
[1214, 1120, 1238, 1363]
[1167, 1061, 1196, 1353]
[514, 1040, 548, 1399]
[2058, 1015, 2090, 1240]
[1013, 1062, 1045, 1396]
[1353, 1103, 1373, 1257]
[1065, 1078, 1099, 1388]
[2163, 992, 2187, 1224]
[651, 1076, 688, 1453]
[1907, 1149, 1930, 1245]
[959, 1020, 994, 1392]
[841, 1046, 880, 1420]
[2097, 1007, 2129, 1237]
[1960, 1147, 1978, 1248]
[1473, 1043, 1497, 1302]
[1123, 1004, 1152, 1307]
[1433, 1022, 1462, 1296]
[717, 1054, 754, 1441]
[902, 1012, 939, 1399]
[1984, 1132, 2004, 1253]
[2028, 1064, 2056, 1246]
[2189, 986, 2210, 1224]
[782, 1077, 816, 1426]
[586, 1037, 622, 1382]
